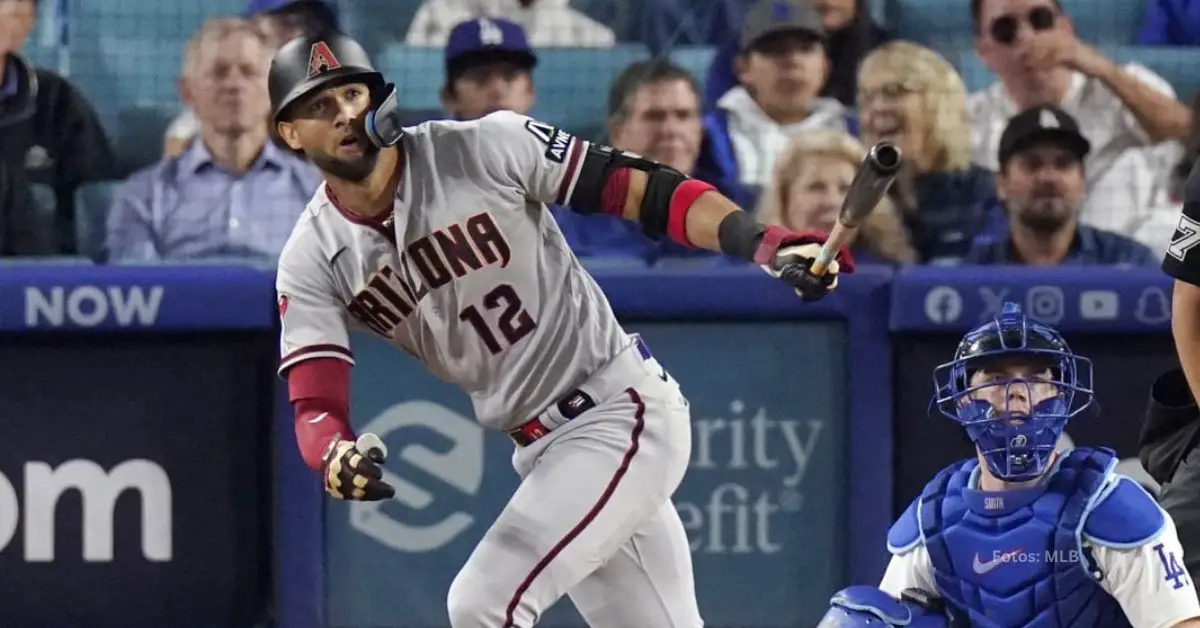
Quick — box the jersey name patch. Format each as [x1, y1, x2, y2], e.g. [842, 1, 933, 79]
[523, 119, 573, 164]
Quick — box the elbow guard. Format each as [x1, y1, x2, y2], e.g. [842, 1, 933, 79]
[569, 144, 692, 239]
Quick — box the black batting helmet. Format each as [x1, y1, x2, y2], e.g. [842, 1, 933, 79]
[269, 31, 383, 123]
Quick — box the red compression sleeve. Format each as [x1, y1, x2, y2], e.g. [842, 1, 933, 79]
[666, 179, 717, 247]
[288, 358, 355, 472]
[598, 167, 631, 217]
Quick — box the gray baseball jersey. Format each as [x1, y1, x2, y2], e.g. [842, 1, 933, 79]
[276, 110, 630, 429]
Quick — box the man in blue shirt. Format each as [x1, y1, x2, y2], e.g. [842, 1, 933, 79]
[965, 106, 1156, 266]
[106, 17, 318, 262]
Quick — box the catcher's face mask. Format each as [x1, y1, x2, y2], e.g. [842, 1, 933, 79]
[932, 302, 1093, 482]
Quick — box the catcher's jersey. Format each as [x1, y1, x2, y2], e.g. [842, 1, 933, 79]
[275, 110, 629, 430]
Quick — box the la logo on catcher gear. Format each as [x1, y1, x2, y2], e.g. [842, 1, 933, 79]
[307, 41, 342, 78]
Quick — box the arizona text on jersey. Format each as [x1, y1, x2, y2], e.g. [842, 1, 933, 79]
[276, 111, 629, 429]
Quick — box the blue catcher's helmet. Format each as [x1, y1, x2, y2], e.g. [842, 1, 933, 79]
[932, 302, 1093, 481]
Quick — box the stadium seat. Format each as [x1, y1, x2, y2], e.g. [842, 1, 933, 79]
[667, 46, 718, 91]
[887, 0, 1149, 51]
[885, 0, 978, 54]
[950, 44, 1200, 100]
[571, 0, 644, 43]
[949, 50, 993, 93]
[115, 104, 177, 175]
[377, 46, 443, 112]
[75, 180, 120, 262]
[1105, 45, 1200, 101]
[67, 0, 240, 125]
[531, 46, 653, 132]
[332, 0, 416, 58]
[1060, 0, 1148, 45]
[378, 44, 653, 136]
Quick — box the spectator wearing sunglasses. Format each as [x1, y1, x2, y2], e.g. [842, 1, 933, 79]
[967, 0, 1192, 248]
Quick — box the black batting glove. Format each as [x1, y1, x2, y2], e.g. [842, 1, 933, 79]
[753, 227, 856, 302]
[321, 433, 396, 501]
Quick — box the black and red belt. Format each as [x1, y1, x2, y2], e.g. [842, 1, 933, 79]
[508, 389, 596, 446]
[508, 337, 653, 446]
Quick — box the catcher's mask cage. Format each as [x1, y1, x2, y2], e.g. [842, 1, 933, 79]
[931, 302, 1094, 482]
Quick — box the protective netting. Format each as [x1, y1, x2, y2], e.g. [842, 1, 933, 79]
[12, 0, 1200, 260]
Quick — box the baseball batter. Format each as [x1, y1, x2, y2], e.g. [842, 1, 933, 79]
[269, 32, 853, 628]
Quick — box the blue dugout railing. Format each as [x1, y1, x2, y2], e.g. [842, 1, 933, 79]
[0, 262, 1176, 627]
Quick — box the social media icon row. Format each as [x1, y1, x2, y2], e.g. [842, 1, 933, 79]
[923, 286, 1172, 325]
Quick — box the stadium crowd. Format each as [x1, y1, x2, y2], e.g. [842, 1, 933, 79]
[1, 0, 1198, 268]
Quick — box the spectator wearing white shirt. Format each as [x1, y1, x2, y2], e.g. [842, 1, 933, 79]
[406, 0, 614, 48]
[967, 0, 1193, 247]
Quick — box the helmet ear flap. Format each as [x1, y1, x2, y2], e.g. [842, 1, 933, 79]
[365, 82, 403, 148]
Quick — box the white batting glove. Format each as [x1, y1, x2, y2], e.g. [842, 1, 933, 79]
[320, 433, 395, 501]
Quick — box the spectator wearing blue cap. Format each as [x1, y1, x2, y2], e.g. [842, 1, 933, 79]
[407, 0, 614, 48]
[162, 0, 338, 158]
[693, 0, 855, 212]
[442, 17, 537, 121]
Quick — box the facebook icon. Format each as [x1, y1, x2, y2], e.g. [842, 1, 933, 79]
[924, 286, 963, 324]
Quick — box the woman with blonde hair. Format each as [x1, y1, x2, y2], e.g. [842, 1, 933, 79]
[857, 40, 1002, 263]
[758, 129, 917, 264]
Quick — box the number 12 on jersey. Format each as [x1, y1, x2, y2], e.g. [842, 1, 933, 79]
[459, 284, 537, 354]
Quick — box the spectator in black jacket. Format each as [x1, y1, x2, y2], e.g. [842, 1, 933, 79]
[0, 0, 114, 256]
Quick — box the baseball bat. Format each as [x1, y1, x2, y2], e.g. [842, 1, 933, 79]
[807, 141, 903, 276]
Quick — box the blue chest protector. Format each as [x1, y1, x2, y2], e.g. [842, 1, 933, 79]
[887, 447, 1166, 628]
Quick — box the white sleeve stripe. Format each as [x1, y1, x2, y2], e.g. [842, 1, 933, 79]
[554, 138, 587, 206]
[278, 350, 355, 375]
[279, 343, 354, 373]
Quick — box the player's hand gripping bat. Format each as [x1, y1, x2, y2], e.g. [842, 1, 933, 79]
[321, 433, 396, 501]
[778, 141, 903, 299]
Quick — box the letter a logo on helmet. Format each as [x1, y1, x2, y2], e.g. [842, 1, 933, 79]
[307, 41, 342, 78]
